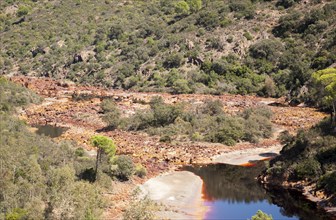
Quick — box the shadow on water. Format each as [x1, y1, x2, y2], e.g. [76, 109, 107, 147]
[259, 152, 279, 157]
[184, 161, 331, 220]
[33, 124, 68, 138]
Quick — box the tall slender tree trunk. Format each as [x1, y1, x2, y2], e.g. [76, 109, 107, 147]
[333, 102, 336, 126]
[330, 111, 333, 125]
[94, 148, 101, 181]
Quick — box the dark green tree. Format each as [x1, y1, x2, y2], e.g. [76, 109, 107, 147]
[175, 1, 190, 16]
[312, 68, 336, 124]
[251, 210, 273, 220]
[186, 0, 202, 13]
[91, 135, 117, 180]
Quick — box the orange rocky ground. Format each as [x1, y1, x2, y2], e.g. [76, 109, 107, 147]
[11, 76, 328, 218]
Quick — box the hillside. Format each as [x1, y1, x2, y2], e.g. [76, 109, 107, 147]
[1, 0, 335, 100]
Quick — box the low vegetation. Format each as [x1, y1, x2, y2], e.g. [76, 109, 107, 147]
[102, 96, 273, 145]
[123, 194, 157, 220]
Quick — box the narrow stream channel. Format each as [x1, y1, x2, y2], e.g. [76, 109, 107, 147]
[184, 161, 331, 220]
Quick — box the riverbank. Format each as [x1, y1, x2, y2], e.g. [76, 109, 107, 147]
[212, 144, 283, 165]
[140, 171, 206, 219]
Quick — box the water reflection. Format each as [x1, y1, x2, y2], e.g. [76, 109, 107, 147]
[33, 124, 68, 138]
[184, 162, 331, 220]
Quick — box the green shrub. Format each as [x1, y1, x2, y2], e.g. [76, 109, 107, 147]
[175, 1, 190, 15]
[196, 11, 221, 30]
[191, 132, 203, 141]
[244, 114, 273, 143]
[229, 0, 255, 19]
[241, 106, 273, 119]
[206, 37, 224, 50]
[318, 172, 336, 194]
[172, 79, 191, 94]
[272, 12, 302, 37]
[123, 111, 155, 131]
[278, 131, 294, 145]
[135, 164, 147, 178]
[205, 116, 244, 146]
[249, 39, 284, 62]
[266, 163, 284, 176]
[124, 98, 273, 145]
[186, 0, 202, 13]
[250, 210, 273, 220]
[159, 135, 172, 142]
[17, 5, 30, 17]
[111, 155, 135, 181]
[75, 147, 85, 157]
[163, 53, 184, 69]
[261, 76, 276, 97]
[101, 99, 121, 129]
[150, 96, 184, 126]
[6, 208, 28, 220]
[276, 0, 301, 8]
[201, 100, 224, 116]
[123, 196, 156, 220]
[243, 31, 253, 41]
[294, 159, 322, 180]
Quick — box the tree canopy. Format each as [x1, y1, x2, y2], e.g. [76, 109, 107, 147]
[91, 135, 117, 158]
[312, 68, 336, 123]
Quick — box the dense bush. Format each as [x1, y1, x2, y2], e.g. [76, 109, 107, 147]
[294, 158, 322, 180]
[135, 164, 147, 178]
[123, 196, 156, 220]
[111, 155, 135, 181]
[114, 97, 273, 145]
[196, 11, 221, 30]
[249, 39, 284, 62]
[101, 99, 121, 129]
[318, 172, 336, 194]
[241, 107, 273, 143]
[149, 96, 184, 127]
[229, 0, 255, 19]
[276, 0, 301, 8]
[201, 100, 224, 116]
[163, 52, 184, 69]
[205, 116, 245, 145]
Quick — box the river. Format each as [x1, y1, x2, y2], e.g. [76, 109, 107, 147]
[184, 161, 331, 220]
